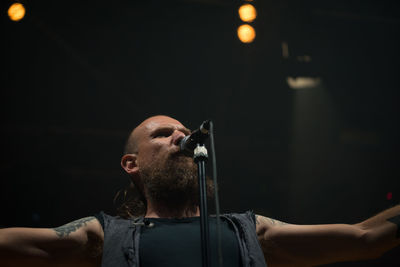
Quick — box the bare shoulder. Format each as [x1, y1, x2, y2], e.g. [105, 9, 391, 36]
[255, 215, 290, 235]
[255, 215, 296, 266]
[53, 216, 103, 238]
[255, 215, 290, 227]
[53, 216, 104, 258]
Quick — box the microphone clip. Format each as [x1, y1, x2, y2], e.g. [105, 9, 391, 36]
[194, 144, 208, 163]
[132, 219, 155, 228]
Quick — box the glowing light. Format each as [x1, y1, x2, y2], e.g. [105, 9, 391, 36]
[8, 2, 26, 22]
[282, 42, 289, 59]
[237, 24, 256, 43]
[387, 192, 393, 200]
[287, 76, 321, 89]
[238, 4, 257, 23]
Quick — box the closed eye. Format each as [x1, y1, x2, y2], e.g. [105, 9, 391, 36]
[152, 129, 174, 138]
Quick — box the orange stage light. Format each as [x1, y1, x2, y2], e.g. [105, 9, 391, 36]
[237, 24, 256, 43]
[238, 4, 257, 23]
[8, 2, 26, 22]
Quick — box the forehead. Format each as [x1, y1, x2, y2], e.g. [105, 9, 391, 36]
[138, 116, 189, 135]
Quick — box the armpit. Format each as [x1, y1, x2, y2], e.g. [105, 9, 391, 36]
[86, 231, 103, 258]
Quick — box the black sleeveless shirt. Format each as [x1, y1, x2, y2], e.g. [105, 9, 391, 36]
[139, 217, 241, 267]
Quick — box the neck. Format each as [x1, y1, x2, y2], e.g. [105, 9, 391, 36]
[145, 202, 200, 218]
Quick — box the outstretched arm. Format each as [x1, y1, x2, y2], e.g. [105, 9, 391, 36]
[256, 205, 400, 267]
[0, 216, 104, 267]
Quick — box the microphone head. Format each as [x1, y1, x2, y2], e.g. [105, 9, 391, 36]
[179, 135, 191, 152]
[179, 135, 195, 157]
[200, 120, 211, 133]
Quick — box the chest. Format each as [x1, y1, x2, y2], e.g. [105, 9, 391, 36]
[139, 218, 241, 267]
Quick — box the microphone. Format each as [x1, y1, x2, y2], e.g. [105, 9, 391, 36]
[179, 120, 211, 154]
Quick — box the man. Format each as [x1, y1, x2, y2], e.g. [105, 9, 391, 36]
[0, 115, 399, 267]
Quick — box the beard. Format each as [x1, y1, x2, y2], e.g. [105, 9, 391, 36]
[139, 152, 212, 216]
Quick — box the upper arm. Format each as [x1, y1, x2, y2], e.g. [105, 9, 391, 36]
[0, 216, 104, 267]
[255, 215, 368, 267]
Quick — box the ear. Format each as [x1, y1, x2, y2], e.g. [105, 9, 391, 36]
[121, 154, 139, 176]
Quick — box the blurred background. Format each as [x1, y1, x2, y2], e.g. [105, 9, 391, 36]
[1, 0, 399, 265]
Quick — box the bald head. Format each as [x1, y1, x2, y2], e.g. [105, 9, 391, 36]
[123, 115, 189, 155]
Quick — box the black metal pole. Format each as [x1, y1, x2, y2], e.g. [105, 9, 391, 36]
[194, 144, 211, 267]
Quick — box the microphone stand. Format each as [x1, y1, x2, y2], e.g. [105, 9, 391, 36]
[193, 143, 211, 267]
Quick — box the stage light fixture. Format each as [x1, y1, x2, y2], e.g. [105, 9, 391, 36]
[8, 2, 25, 22]
[238, 4, 257, 22]
[237, 24, 256, 43]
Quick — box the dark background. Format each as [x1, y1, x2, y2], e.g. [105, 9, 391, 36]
[1, 0, 399, 266]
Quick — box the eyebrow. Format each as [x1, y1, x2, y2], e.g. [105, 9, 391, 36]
[151, 126, 191, 136]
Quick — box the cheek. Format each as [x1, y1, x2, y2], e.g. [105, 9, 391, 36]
[140, 142, 165, 163]
[149, 141, 165, 155]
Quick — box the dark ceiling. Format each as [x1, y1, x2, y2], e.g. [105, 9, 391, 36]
[1, 0, 399, 265]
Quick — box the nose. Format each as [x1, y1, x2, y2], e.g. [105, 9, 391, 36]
[171, 130, 186, 146]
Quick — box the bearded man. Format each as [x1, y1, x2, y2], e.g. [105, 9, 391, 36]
[0, 115, 399, 267]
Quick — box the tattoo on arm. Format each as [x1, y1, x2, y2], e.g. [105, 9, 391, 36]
[387, 215, 400, 238]
[53, 217, 96, 238]
[256, 215, 288, 226]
